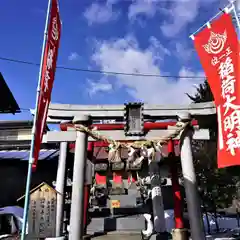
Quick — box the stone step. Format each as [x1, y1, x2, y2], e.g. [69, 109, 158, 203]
[92, 233, 142, 240]
[87, 216, 145, 234]
[91, 232, 171, 240]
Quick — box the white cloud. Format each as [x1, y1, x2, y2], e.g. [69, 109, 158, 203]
[83, 0, 220, 32]
[160, 0, 199, 37]
[174, 42, 194, 62]
[68, 52, 79, 61]
[91, 35, 204, 104]
[87, 79, 113, 96]
[83, 2, 119, 25]
[160, 0, 219, 37]
[178, 67, 205, 98]
[106, 0, 219, 37]
[128, 0, 159, 20]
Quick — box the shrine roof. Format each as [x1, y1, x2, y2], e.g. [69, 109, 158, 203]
[0, 149, 59, 161]
[0, 73, 20, 114]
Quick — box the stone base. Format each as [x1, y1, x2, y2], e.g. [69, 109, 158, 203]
[87, 216, 145, 233]
[83, 234, 91, 239]
[45, 237, 65, 240]
[171, 228, 189, 240]
[150, 232, 170, 240]
[110, 186, 125, 195]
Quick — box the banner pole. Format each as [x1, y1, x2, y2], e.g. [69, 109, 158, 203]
[189, 0, 236, 38]
[232, 0, 240, 38]
[20, 0, 52, 239]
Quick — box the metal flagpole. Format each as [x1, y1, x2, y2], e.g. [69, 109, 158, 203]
[190, 0, 236, 39]
[20, 0, 52, 239]
[232, 0, 240, 37]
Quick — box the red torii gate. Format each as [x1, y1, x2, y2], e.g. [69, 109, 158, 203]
[60, 120, 198, 233]
[46, 102, 212, 239]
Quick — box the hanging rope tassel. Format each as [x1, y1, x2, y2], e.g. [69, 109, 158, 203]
[108, 143, 121, 163]
[132, 146, 148, 167]
[146, 143, 163, 163]
[153, 144, 163, 162]
[127, 146, 137, 162]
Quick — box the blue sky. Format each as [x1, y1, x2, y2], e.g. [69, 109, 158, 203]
[0, 0, 230, 121]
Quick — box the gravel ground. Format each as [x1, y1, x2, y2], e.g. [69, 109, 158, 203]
[0, 233, 238, 239]
[92, 232, 238, 240]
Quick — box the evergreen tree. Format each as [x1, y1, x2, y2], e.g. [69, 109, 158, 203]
[187, 80, 214, 103]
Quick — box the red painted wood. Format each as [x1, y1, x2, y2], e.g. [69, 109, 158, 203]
[168, 140, 184, 229]
[60, 120, 198, 131]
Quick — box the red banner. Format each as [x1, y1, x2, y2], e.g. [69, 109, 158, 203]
[193, 13, 240, 168]
[33, 0, 61, 170]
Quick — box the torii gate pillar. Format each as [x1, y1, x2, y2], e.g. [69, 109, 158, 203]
[179, 113, 205, 240]
[69, 115, 90, 240]
[55, 141, 68, 237]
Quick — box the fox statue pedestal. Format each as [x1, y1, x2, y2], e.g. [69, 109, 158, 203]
[172, 228, 189, 240]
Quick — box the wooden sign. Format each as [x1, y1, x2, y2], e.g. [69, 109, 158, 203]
[18, 182, 57, 239]
[110, 200, 120, 208]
